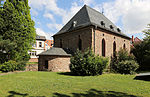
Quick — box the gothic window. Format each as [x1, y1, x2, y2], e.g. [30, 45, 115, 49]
[123, 43, 126, 49]
[113, 41, 116, 57]
[78, 35, 82, 50]
[102, 38, 105, 57]
[60, 39, 62, 48]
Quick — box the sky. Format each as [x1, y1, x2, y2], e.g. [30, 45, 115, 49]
[28, 0, 150, 40]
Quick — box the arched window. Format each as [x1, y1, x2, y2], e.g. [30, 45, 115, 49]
[78, 35, 82, 50]
[60, 39, 62, 48]
[113, 41, 116, 57]
[123, 43, 126, 49]
[102, 38, 105, 57]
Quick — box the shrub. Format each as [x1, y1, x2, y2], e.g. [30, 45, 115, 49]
[111, 48, 139, 74]
[70, 49, 109, 76]
[114, 60, 139, 74]
[0, 60, 17, 72]
[16, 61, 27, 71]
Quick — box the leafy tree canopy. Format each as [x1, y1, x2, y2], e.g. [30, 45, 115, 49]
[0, 0, 36, 62]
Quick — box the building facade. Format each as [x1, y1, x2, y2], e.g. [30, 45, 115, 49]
[29, 35, 46, 62]
[38, 5, 131, 72]
[53, 5, 130, 57]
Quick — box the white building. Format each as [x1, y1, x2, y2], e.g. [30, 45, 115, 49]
[29, 35, 47, 62]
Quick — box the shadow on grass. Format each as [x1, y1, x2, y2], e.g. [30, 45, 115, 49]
[7, 91, 28, 97]
[7, 91, 45, 97]
[53, 89, 140, 97]
[134, 75, 150, 81]
[57, 72, 85, 76]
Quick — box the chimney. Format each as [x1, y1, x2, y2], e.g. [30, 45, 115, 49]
[132, 35, 134, 43]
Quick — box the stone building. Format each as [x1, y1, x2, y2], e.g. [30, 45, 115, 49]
[38, 5, 131, 72]
[38, 47, 71, 72]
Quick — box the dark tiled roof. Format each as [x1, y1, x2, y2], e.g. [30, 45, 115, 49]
[36, 35, 46, 40]
[38, 47, 72, 56]
[54, 5, 130, 39]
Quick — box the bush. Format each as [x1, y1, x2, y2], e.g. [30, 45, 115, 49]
[114, 60, 139, 74]
[0, 60, 17, 72]
[70, 49, 109, 76]
[16, 61, 27, 71]
[0, 60, 27, 72]
[111, 48, 139, 74]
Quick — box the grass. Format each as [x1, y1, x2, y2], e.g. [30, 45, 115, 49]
[0, 72, 150, 97]
[26, 62, 38, 65]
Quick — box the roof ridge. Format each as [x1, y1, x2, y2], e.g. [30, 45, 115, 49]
[83, 5, 92, 24]
[85, 5, 118, 29]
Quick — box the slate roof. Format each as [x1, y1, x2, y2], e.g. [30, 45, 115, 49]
[54, 5, 130, 39]
[36, 35, 46, 41]
[38, 47, 72, 56]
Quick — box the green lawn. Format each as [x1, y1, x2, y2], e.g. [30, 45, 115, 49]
[0, 72, 150, 97]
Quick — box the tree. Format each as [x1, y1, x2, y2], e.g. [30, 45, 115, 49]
[131, 24, 150, 71]
[0, 35, 17, 64]
[0, 0, 36, 62]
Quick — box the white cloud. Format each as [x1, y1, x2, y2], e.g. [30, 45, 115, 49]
[95, 0, 150, 34]
[47, 23, 63, 31]
[62, 2, 82, 25]
[31, 9, 38, 16]
[43, 13, 54, 21]
[36, 28, 54, 40]
[80, 0, 93, 5]
[29, 0, 65, 16]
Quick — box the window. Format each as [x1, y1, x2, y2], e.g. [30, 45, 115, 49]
[110, 25, 114, 30]
[45, 60, 48, 69]
[101, 21, 105, 27]
[117, 28, 121, 32]
[123, 44, 126, 49]
[113, 41, 116, 57]
[102, 38, 105, 57]
[39, 42, 42, 47]
[78, 35, 82, 50]
[29, 51, 36, 56]
[60, 39, 62, 48]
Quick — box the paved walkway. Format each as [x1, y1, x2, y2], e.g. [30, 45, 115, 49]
[137, 72, 150, 76]
[135, 72, 150, 81]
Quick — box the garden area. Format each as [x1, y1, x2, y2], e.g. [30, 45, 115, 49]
[0, 71, 150, 97]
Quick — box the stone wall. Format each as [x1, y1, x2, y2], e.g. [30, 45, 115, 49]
[38, 55, 70, 72]
[54, 26, 130, 58]
[54, 26, 93, 52]
[26, 64, 38, 71]
[29, 58, 38, 62]
[92, 27, 130, 57]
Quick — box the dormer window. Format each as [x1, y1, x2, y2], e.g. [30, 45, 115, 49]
[101, 21, 105, 27]
[117, 28, 121, 32]
[73, 21, 77, 27]
[110, 25, 113, 30]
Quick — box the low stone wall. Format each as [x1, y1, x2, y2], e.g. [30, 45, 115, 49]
[29, 58, 38, 62]
[26, 64, 38, 71]
[38, 55, 70, 72]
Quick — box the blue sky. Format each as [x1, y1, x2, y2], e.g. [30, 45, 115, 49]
[29, 0, 150, 40]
